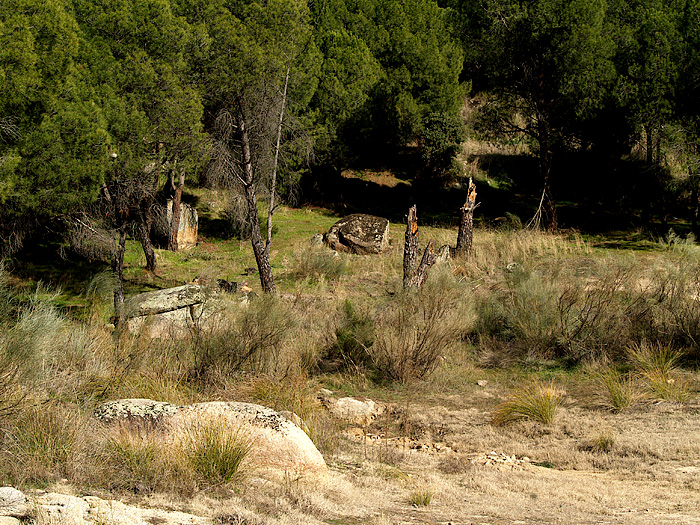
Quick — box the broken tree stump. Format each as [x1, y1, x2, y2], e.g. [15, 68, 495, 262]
[403, 205, 419, 288]
[455, 177, 478, 256]
[403, 205, 437, 289]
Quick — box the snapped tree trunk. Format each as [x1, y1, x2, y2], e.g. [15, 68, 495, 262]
[238, 103, 276, 293]
[403, 205, 437, 289]
[168, 165, 185, 252]
[455, 178, 477, 256]
[111, 226, 127, 324]
[403, 205, 419, 288]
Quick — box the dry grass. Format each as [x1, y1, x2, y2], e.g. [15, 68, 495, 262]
[491, 382, 564, 426]
[628, 342, 693, 403]
[596, 367, 638, 412]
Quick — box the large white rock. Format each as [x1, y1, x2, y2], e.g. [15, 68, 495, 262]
[93, 399, 328, 480]
[328, 397, 381, 427]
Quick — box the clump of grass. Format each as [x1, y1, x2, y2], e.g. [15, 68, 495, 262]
[596, 367, 637, 412]
[580, 429, 616, 453]
[180, 416, 252, 486]
[628, 342, 692, 402]
[2, 404, 82, 485]
[291, 247, 346, 283]
[491, 381, 564, 426]
[409, 485, 434, 506]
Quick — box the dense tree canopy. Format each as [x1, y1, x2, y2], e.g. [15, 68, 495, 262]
[2, 0, 700, 258]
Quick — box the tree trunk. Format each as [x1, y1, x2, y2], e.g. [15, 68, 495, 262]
[691, 165, 699, 239]
[238, 103, 276, 293]
[646, 125, 654, 167]
[407, 240, 437, 289]
[538, 118, 557, 232]
[112, 226, 127, 324]
[168, 166, 185, 252]
[267, 63, 290, 250]
[403, 205, 419, 288]
[455, 178, 477, 255]
[137, 207, 156, 272]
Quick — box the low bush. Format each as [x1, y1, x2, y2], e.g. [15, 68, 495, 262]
[291, 247, 346, 283]
[189, 295, 295, 381]
[628, 342, 692, 402]
[368, 276, 467, 383]
[1, 404, 83, 485]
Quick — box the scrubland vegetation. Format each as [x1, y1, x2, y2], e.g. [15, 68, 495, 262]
[2, 210, 700, 522]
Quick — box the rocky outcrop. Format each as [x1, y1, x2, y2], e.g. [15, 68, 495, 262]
[323, 214, 390, 254]
[93, 399, 328, 480]
[167, 199, 198, 250]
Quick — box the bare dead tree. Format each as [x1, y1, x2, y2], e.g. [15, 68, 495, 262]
[455, 177, 478, 256]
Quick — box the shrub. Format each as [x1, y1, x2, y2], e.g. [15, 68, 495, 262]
[368, 280, 465, 383]
[292, 247, 346, 283]
[491, 381, 564, 426]
[325, 300, 375, 371]
[189, 295, 295, 380]
[180, 417, 252, 486]
[409, 485, 434, 506]
[627, 342, 692, 402]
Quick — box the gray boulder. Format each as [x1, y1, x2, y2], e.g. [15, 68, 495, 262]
[166, 199, 198, 250]
[124, 284, 207, 338]
[323, 214, 390, 254]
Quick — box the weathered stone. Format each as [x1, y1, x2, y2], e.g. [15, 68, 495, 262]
[328, 397, 381, 426]
[123, 284, 209, 338]
[93, 399, 180, 424]
[0, 517, 21, 525]
[167, 199, 198, 250]
[34, 492, 212, 525]
[323, 214, 390, 255]
[125, 284, 206, 318]
[0, 487, 28, 518]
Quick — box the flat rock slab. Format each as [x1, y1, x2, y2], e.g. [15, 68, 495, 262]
[125, 284, 206, 317]
[93, 399, 180, 423]
[35, 492, 211, 525]
[323, 214, 390, 254]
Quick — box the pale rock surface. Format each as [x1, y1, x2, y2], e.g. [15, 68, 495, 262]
[323, 214, 390, 254]
[93, 398, 180, 423]
[327, 397, 381, 426]
[34, 492, 211, 525]
[0, 487, 29, 518]
[124, 284, 207, 337]
[0, 517, 21, 524]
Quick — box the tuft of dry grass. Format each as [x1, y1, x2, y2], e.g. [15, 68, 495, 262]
[180, 416, 253, 487]
[409, 485, 434, 507]
[491, 382, 564, 426]
[596, 367, 638, 412]
[628, 342, 692, 403]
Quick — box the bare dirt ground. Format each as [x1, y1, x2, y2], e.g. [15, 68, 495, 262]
[176, 383, 700, 525]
